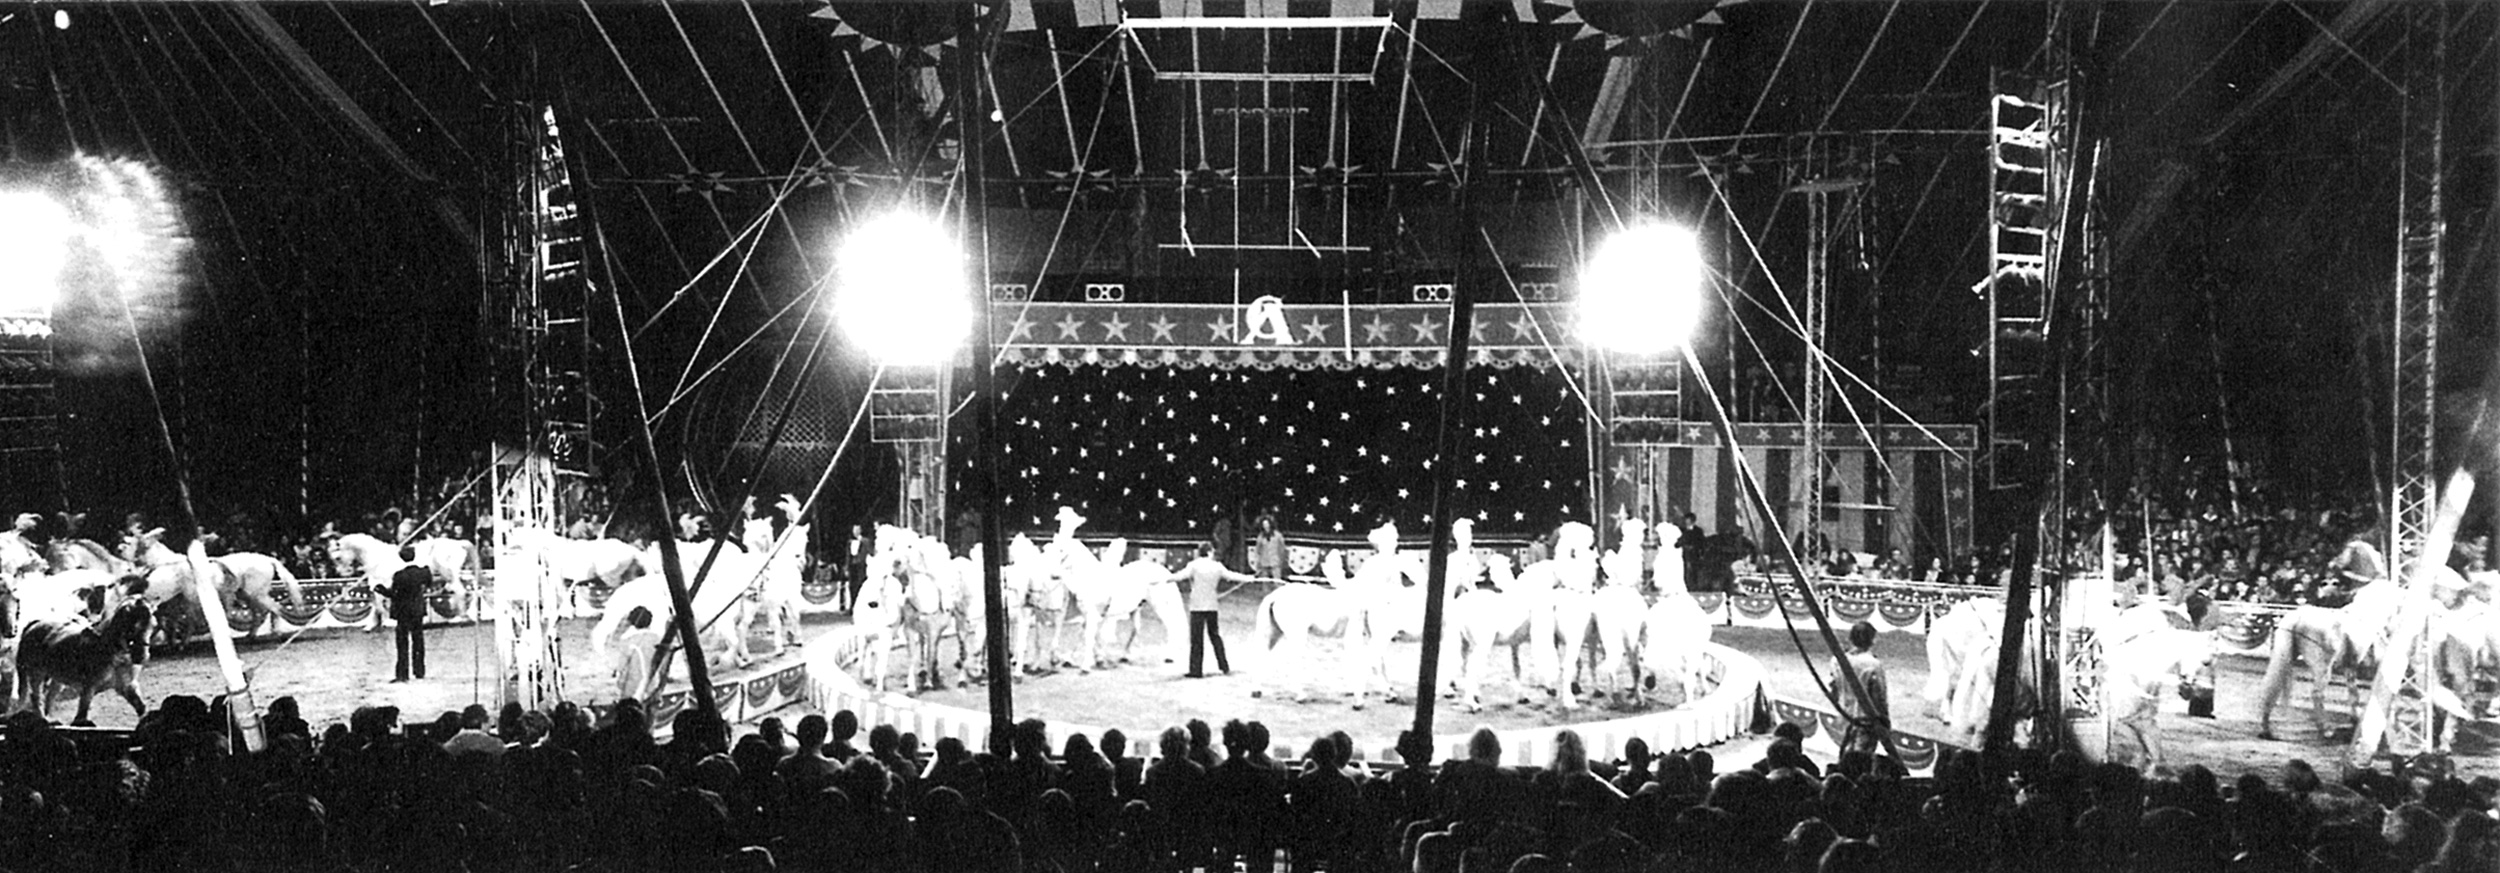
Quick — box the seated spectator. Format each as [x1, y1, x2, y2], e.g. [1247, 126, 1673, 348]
[443, 705, 505, 758]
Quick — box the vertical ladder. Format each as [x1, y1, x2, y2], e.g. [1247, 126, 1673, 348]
[1985, 71, 2058, 488]
[870, 367, 948, 539]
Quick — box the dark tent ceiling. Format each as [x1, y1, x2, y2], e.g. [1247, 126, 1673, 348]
[0, 0, 2489, 528]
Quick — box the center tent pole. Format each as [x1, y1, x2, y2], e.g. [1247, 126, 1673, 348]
[957, 1, 1015, 752]
[1411, 2, 1502, 743]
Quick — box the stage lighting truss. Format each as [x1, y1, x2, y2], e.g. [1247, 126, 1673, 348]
[1118, 12, 1393, 84]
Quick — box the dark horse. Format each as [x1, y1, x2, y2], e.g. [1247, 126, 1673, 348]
[17, 596, 153, 726]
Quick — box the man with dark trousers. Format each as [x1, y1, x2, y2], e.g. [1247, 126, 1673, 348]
[383, 546, 432, 682]
[1169, 543, 1262, 677]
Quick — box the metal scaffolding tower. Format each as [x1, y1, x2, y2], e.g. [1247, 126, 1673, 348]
[0, 317, 61, 509]
[2388, 8, 2444, 577]
[2356, 4, 2448, 765]
[1790, 140, 1866, 549]
[487, 104, 592, 711]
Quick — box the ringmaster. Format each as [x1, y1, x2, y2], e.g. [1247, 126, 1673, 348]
[1169, 542, 1262, 677]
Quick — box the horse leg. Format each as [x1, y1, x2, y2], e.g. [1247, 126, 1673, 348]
[2256, 627, 2298, 740]
[245, 588, 290, 639]
[113, 676, 144, 721]
[71, 687, 93, 727]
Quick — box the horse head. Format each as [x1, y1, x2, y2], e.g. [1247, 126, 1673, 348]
[1616, 514, 1648, 545]
[102, 594, 153, 664]
[1367, 521, 1400, 555]
[1555, 521, 1597, 559]
[322, 531, 361, 574]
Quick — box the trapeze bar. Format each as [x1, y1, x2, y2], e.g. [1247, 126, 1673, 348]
[1154, 242, 1372, 252]
[1121, 16, 1393, 30]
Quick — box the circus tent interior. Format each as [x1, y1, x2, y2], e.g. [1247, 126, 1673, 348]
[0, 0, 2491, 780]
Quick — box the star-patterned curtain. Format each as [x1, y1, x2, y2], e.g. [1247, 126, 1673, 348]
[958, 365, 1590, 540]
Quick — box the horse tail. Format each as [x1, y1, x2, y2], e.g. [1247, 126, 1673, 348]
[272, 558, 306, 609]
[2255, 611, 2303, 725]
[1255, 592, 1284, 651]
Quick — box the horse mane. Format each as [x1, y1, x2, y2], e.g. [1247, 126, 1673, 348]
[101, 597, 152, 653]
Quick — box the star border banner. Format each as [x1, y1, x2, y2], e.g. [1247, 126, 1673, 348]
[989, 301, 1586, 370]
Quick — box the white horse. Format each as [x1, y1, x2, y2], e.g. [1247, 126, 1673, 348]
[850, 549, 908, 692]
[410, 536, 480, 616]
[1922, 597, 2007, 722]
[1250, 572, 1377, 703]
[1356, 576, 1465, 704]
[998, 534, 1045, 674]
[1637, 592, 1716, 706]
[2252, 574, 2487, 741]
[1448, 584, 1554, 712]
[946, 545, 1006, 684]
[739, 516, 810, 653]
[203, 552, 307, 636]
[1535, 523, 1603, 710]
[1069, 540, 1188, 670]
[16, 570, 119, 626]
[325, 532, 409, 631]
[1584, 520, 1653, 704]
[504, 527, 646, 618]
[120, 531, 304, 639]
[44, 538, 126, 575]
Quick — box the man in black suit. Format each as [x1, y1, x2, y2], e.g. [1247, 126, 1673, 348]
[1676, 512, 1707, 590]
[383, 546, 431, 682]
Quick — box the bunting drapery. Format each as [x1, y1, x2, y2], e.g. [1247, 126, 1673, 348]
[1604, 423, 1975, 566]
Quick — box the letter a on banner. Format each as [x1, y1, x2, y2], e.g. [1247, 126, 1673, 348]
[1240, 295, 1298, 345]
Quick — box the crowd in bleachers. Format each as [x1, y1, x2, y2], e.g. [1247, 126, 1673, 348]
[2054, 485, 2402, 608]
[1, 691, 2496, 873]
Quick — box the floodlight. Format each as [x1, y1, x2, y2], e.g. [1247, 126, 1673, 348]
[0, 191, 73, 317]
[1577, 221, 1707, 355]
[831, 210, 971, 365]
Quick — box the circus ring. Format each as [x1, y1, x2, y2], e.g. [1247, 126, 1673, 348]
[69, 573, 2500, 780]
[801, 609, 1770, 769]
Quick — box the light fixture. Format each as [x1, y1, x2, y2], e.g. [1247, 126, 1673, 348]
[0, 191, 73, 317]
[1577, 220, 1706, 354]
[831, 210, 970, 365]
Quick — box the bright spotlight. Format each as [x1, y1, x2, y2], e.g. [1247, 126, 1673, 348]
[831, 211, 970, 365]
[0, 191, 73, 317]
[1577, 221, 1707, 355]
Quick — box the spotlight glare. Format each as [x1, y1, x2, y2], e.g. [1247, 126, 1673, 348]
[0, 191, 73, 317]
[1578, 221, 1706, 355]
[831, 211, 969, 365]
